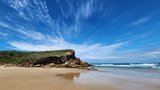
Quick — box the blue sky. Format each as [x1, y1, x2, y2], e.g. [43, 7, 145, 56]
[0, 0, 160, 63]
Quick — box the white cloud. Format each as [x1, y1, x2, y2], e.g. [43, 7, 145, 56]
[8, 41, 125, 60]
[9, 0, 28, 9]
[0, 21, 12, 29]
[8, 40, 160, 61]
[112, 49, 160, 60]
[1, 0, 97, 38]
[145, 50, 160, 56]
[129, 17, 150, 26]
[81, 0, 94, 18]
[0, 32, 8, 37]
[1, 0, 159, 63]
[16, 27, 46, 40]
[69, 0, 95, 34]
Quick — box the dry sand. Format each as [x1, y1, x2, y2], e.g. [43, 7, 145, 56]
[0, 67, 115, 90]
[1, 67, 159, 90]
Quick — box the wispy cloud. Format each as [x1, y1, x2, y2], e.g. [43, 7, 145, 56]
[0, 0, 159, 62]
[8, 41, 125, 60]
[145, 50, 160, 56]
[3, 0, 123, 61]
[80, 0, 94, 18]
[0, 32, 8, 37]
[0, 21, 12, 29]
[16, 27, 46, 41]
[65, 0, 95, 35]
[9, 0, 28, 9]
[120, 49, 160, 62]
[129, 16, 150, 26]
[8, 41, 160, 62]
[1, 0, 97, 39]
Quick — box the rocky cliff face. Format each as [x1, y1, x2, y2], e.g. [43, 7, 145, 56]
[31, 51, 91, 68]
[0, 50, 91, 68]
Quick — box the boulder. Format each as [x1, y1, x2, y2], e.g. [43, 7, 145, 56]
[80, 62, 91, 67]
[48, 63, 55, 67]
[34, 64, 41, 67]
[65, 61, 70, 66]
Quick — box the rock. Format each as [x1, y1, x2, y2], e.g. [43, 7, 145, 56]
[61, 56, 67, 63]
[4, 64, 14, 67]
[87, 66, 93, 70]
[29, 64, 34, 67]
[0, 50, 91, 69]
[70, 61, 76, 65]
[60, 64, 66, 68]
[48, 63, 55, 67]
[64, 61, 70, 65]
[75, 58, 81, 64]
[81, 62, 91, 67]
[63, 58, 91, 68]
[67, 51, 76, 59]
[34, 64, 41, 67]
[71, 65, 79, 68]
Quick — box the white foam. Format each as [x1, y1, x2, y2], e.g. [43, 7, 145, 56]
[93, 63, 160, 69]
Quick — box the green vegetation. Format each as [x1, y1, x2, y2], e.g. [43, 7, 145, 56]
[0, 49, 74, 64]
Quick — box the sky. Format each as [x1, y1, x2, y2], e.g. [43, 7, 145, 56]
[0, 0, 160, 63]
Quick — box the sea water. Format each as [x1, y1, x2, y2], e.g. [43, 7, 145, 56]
[92, 63, 160, 79]
[56, 63, 160, 90]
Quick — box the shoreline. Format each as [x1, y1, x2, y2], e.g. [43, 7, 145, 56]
[0, 67, 160, 90]
[0, 64, 93, 71]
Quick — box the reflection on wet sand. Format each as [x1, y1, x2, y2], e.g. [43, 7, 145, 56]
[56, 73, 80, 80]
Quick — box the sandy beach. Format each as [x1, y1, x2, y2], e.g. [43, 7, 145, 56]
[0, 67, 115, 90]
[0, 67, 160, 90]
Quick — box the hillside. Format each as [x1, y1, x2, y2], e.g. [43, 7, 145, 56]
[0, 50, 91, 68]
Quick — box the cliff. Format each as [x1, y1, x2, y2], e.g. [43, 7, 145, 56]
[0, 49, 91, 68]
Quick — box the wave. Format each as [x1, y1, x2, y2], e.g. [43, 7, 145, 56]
[93, 63, 160, 69]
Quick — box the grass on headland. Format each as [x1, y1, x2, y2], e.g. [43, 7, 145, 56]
[0, 49, 74, 64]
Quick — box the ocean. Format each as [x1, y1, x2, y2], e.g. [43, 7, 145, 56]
[71, 63, 160, 90]
[92, 63, 160, 79]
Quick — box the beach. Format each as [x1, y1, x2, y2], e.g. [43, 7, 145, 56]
[0, 67, 115, 90]
[0, 67, 160, 90]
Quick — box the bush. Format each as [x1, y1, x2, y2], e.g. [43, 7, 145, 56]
[0, 49, 74, 64]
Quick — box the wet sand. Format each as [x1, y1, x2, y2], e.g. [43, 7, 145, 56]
[0, 67, 115, 90]
[0, 67, 160, 90]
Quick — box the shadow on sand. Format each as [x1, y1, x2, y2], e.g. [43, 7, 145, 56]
[56, 73, 80, 80]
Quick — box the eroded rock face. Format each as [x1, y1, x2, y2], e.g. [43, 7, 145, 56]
[63, 58, 91, 68]
[33, 56, 63, 65]
[30, 50, 89, 68]
[32, 56, 91, 68]
[1, 50, 91, 69]
[66, 51, 76, 59]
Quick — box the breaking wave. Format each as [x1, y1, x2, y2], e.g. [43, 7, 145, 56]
[93, 63, 160, 69]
